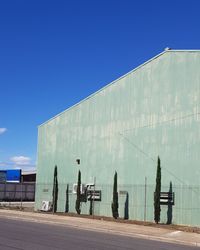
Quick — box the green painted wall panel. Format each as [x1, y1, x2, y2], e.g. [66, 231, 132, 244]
[35, 51, 200, 226]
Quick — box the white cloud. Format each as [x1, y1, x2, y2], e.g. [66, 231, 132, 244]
[0, 156, 36, 171]
[0, 128, 7, 135]
[0, 160, 36, 171]
[10, 156, 31, 165]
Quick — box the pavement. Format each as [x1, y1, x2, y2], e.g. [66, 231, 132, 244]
[0, 209, 199, 248]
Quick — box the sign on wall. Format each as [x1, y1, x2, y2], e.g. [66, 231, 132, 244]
[87, 190, 101, 201]
[160, 192, 175, 205]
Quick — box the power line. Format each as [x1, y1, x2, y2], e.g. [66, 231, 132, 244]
[118, 133, 155, 162]
[118, 132, 200, 196]
[121, 111, 200, 134]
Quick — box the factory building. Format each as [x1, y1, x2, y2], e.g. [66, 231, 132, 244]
[35, 50, 200, 226]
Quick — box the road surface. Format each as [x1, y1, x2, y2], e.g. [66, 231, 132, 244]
[0, 217, 197, 250]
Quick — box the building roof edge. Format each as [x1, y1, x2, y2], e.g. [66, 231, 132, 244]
[38, 49, 200, 128]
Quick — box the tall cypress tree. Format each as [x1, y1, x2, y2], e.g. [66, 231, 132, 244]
[52, 165, 58, 213]
[75, 170, 81, 214]
[111, 171, 119, 219]
[89, 196, 93, 216]
[65, 184, 69, 213]
[154, 157, 161, 224]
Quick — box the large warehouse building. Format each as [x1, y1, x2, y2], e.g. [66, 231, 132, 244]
[35, 49, 200, 226]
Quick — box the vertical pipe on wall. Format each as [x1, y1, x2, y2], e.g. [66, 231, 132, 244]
[144, 177, 147, 221]
[93, 177, 96, 217]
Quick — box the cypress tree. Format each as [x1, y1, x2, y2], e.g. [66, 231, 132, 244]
[75, 170, 81, 214]
[89, 197, 93, 216]
[111, 171, 119, 219]
[154, 157, 161, 224]
[52, 165, 58, 213]
[65, 184, 69, 213]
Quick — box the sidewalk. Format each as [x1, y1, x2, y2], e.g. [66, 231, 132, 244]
[0, 209, 199, 247]
[0, 201, 34, 208]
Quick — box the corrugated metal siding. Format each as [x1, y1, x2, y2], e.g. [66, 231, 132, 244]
[35, 51, 200, 226]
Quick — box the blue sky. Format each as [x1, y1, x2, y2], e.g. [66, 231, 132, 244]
[0, 0, 200, 171]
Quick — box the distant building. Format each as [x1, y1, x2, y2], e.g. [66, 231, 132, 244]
[35, 50, 200, 226]
[0, 170, 36, 201]
[22, 171, 36, 182]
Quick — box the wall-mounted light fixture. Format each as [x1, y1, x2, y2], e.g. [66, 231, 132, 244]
[76, 159, 80, 165]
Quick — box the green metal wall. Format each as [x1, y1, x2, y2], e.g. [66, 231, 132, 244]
[35, 50, 200, 226]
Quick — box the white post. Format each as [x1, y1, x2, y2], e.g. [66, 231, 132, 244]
[21, 175, 23, 210]
[93, 177, 96, 217]
[144, 176, 147, 221]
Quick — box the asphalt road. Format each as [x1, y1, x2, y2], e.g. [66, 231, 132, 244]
[0, 217, 197, 250]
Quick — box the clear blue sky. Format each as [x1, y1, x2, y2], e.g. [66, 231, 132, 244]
[0, 0, 200, 171]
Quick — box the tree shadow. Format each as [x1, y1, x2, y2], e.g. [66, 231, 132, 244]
[167, 181, 173, 224]
[124, 192, 129, 220]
